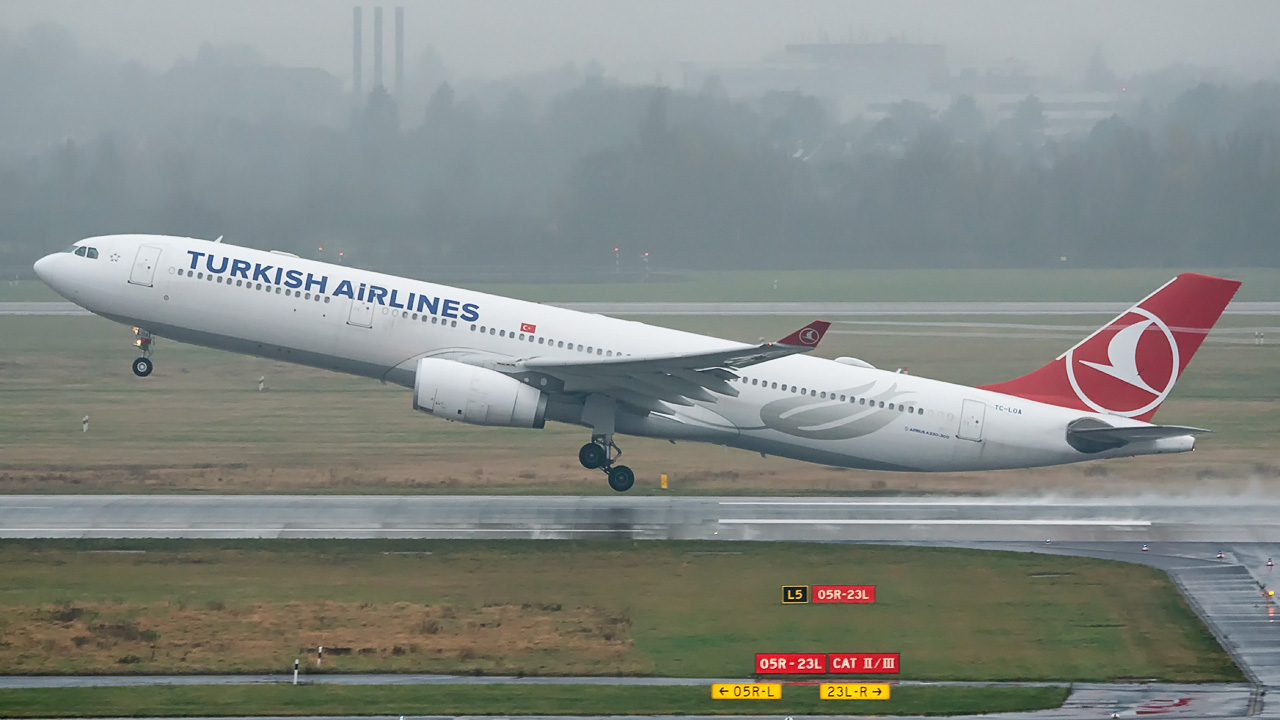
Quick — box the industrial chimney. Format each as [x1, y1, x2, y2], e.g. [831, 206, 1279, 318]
[352, 6, 363, 96]
[373, 6, 384, 89]
[395, 7, 405, 98]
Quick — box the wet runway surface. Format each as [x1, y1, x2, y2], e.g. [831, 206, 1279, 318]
[3, 494, 1279, 542]
[5, 494, 1280, 718]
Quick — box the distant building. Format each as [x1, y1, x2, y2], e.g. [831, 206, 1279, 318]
[684, 41, 1135, 137]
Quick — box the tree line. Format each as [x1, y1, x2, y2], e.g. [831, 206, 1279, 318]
[1, 25, 1277, 276]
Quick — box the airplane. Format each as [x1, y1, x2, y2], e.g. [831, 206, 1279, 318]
[33, 235, 1240, 492]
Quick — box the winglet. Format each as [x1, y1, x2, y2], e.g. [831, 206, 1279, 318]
[776, 320, 830, 349]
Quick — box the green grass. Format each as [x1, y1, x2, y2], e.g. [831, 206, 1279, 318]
[10, 268, 1280, 303]
[469, 267, 1280, 302]
[0, 540, 1243, 682]
[0, 280, 60, 302]
[0, 683, 1071, 718]
[2, 309, 1275, 496]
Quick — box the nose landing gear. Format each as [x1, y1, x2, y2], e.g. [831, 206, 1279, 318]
[132, 328, 154, 377]
[579, 435, 634, 492]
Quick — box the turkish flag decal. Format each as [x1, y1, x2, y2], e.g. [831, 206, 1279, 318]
[520, 323, 536, 333]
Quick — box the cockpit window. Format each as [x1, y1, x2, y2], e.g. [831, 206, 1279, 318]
[86, 248, 98, 259]
[74, 246, 87, 257]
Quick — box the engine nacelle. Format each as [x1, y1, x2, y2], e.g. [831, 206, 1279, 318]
[413, 358, 547, 428]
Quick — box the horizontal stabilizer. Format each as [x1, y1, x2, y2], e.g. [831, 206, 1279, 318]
[1066, 417, 1209, 453]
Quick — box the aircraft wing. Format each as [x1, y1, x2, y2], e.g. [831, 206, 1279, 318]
[507, 320, 830, 410]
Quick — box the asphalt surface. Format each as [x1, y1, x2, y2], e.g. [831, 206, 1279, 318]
[3, 494, 1279, 542]
[6, 300, 1280, 317]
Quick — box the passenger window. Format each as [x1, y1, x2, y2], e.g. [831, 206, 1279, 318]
[752, 379, 758, 386]
[859, 398, 865, 405]
[558, 341, 564, 348]
[324, 297, 330, 304]
[771, 382, 778, 389]
[275, 287, 281, 293]
[879, 401, 885, 408]
[519, 333, 525, 340]
[490, 328, 496, 335]
[433, 317, 439, 324]
[819, 391, 826, 399]
[538, 338, 545, 344]
[500, 330, 506, 338]
[839, 395, 846, 401]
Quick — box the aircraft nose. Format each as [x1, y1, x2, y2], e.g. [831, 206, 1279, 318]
[33, 253, 56, 282]
[33, 251, 74, 297]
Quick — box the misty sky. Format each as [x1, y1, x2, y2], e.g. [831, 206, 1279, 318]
[3, 0, 1278, 85]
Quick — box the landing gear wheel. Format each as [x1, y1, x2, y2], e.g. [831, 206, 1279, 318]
[132, 357, 153, 377]
[607, 465, 635, 492]
[579, 442, 607, 470]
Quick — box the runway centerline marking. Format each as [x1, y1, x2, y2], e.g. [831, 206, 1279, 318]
[717, 519, 1153, 526]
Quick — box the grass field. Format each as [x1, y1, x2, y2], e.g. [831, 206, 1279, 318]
[1, 308, 1276, 496]
[6, 267, 1280, 303]
[0, 540, 1241, 682]
[0, 683, 1072, 718]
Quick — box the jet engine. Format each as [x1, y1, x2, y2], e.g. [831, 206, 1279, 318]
[413, 358, 547, 428]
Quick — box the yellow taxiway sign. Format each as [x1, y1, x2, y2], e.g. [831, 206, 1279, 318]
[711, 683, 782, 700]
[820, 683, 891, 700]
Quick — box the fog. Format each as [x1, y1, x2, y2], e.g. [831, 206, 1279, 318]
[1, 0, 1277, 276]
[6, 1, 1278, 82]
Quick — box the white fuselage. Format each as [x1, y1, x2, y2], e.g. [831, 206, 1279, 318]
[35, 235, 1192, 473]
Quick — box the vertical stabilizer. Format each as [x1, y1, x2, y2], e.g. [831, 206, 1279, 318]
[979, 273, 1240, 421]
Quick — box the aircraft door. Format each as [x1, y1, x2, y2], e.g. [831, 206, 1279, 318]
[957, 399, 986, 442]
[128, 245, 163, 287]
[347, 299, 374, 328]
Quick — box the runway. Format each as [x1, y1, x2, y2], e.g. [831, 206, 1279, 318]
[6, 300, 1280, 317]
[3, 494, 1279, 542]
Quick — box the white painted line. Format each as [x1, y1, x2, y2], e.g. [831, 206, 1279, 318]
[718, 518, 1152, 526]
[719, 499, 1271, 507]
[719, 500, 1125, 507]
[0, 528, 642, 534]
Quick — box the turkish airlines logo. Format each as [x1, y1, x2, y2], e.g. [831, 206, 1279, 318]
[798, 328, 821, 346]
[1065, 307, 1180, 417]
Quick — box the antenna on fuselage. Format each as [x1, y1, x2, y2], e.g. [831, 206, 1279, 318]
[214, 235, 223, 243]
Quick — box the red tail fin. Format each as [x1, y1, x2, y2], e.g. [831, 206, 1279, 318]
[978, 273, 1240, 421]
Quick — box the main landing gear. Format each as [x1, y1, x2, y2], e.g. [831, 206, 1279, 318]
[131, 328, 154, 377]
[579, 435, 634, 492]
